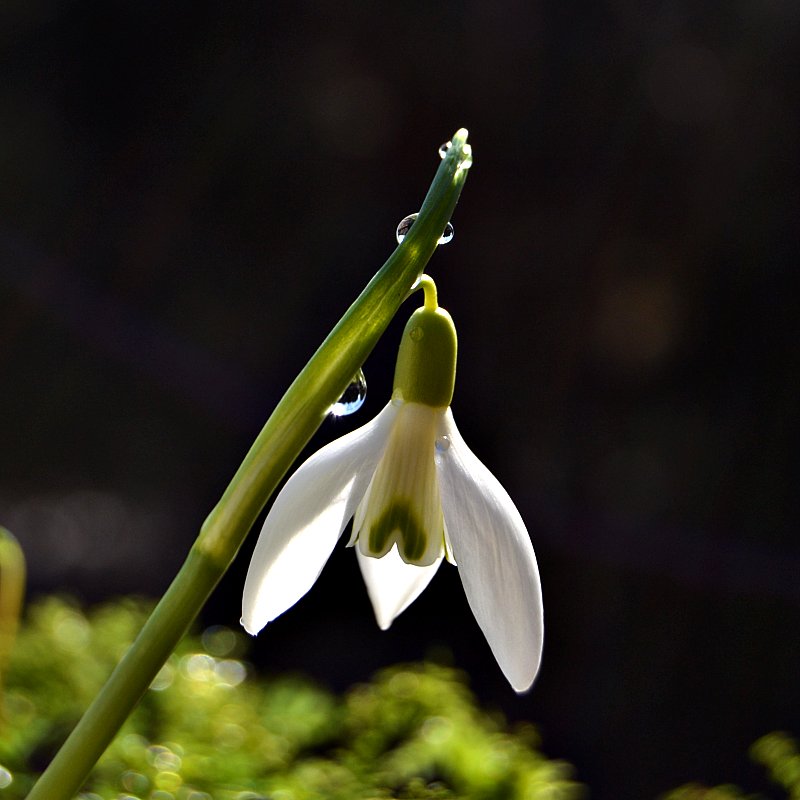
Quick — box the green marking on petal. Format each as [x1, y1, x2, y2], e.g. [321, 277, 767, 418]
[368, 498, 429, 563]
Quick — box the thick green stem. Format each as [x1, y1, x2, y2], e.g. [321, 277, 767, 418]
[26, 128, 471, 800]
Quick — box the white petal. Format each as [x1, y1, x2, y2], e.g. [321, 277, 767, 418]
[241, 402, 398, 634]
[436, 410, 544, 693]
[356, 545, 443, 630]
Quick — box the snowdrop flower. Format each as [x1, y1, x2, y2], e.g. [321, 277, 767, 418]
[242, 277, 543, 692]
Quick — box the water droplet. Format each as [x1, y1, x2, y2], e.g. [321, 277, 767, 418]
[395, 213, 416, 242]
[439, 140, 473, 170]
[435, 435, 451, 452]
[395, 213, 454, 245]
[458, 143, 474, 170]
[331, 368, 367, 416]
[409, 326, 424, 342]
[0, 767, 13, 789]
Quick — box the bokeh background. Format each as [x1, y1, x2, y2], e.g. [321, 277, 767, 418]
[1, 2, 798, 798]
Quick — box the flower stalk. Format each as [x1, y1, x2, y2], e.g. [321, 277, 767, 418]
[26, 129, 472, 800]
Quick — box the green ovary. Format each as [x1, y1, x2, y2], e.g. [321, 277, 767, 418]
[393, 305, 457, 408]
[368, 498, 432, 563]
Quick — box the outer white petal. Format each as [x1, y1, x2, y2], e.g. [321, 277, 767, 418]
[436, 410, 544, 693]
[356, 545, 443, 630]
[241, 402, 398, 634]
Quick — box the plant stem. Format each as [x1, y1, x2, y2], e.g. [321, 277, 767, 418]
[26, 128, 472, 800]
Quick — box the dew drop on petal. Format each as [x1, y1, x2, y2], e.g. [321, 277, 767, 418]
[435, 435, 451, 452]
[395, 213, 454, 245]
[331, 368, 367, 416]
[438, 140, 452, 159]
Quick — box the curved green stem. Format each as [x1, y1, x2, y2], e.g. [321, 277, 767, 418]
[416, 274, 439, 311]
[26, 128, 472, 800]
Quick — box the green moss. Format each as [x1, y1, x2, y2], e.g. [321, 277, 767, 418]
[0, 597, 582, 800]
[6, 597, 794, 799]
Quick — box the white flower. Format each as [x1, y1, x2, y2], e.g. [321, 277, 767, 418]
[241, 281, 543, 692]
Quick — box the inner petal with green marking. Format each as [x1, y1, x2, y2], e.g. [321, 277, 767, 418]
[352, 400, 445, 566]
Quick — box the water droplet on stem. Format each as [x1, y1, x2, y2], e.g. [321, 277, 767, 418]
[439, 140, 473, 170]
[395, 213, 454, 245]
[331, 368, 367, 416]
[458, 143, 473, 169]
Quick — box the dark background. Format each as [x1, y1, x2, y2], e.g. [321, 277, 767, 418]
[1, 2, 798, 798]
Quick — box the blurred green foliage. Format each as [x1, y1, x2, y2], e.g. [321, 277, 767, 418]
[751, 733, 800, 799]
[2, 597, 796, 799]
[661, 733, 800, 799]
[0, 597, 581, 799]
